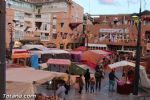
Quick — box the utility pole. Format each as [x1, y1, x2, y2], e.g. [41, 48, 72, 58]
[133, 0, 142, 95]
[8, 23, 13, 57]
[82, 14, 87, 46]
[0, 0, 6, 99]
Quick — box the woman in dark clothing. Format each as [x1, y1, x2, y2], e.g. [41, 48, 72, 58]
[109, 70, 119, 92]
[78, 75, 84, 94]
[94, 68, 104, 91]
[84, 69, 90, 92]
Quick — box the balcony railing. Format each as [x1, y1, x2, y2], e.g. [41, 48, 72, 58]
[92, 39, 146, 46]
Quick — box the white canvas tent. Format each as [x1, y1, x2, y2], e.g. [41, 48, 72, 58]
[108, 60, 150, 88]
[6, 68, 67, 100]
[22, 44, 48, 51]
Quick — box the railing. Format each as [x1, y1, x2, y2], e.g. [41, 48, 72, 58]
[95, 39, 146, 46]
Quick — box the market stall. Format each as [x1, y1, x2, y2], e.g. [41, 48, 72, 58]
[47, 59, 71, 73]
[70, 51, 82, 62]
[81, 50, 109, 69]
[74, 46, 88, 52]
[6, 68, 67, 100]
[41, 50, 70, 63]
[109, 60, 150, 94]
[12, 50, 30, 66]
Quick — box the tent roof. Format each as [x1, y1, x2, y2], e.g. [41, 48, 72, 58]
[22, 44, 48, 51]
[108, 60, 145, 70]
[13, 49, 28, 53]
[74, 46, 88, 51]
[85, 43, 107, 48]
[41, 50, 69, 54]
[47, 59, 71, 65]
[70, 51, 82, 55]
[6, 68, 67, 84]
[91, 50, 111, 55]
[12, 53, 30, 59]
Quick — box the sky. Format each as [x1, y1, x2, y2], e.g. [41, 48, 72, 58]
[73, 0, 150, 15]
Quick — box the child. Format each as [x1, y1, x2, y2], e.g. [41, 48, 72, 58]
[90, 77, 95, 93]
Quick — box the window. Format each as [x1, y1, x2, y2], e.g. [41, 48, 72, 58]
[52, 34, 57, 39]
[53, 25, 56, 29]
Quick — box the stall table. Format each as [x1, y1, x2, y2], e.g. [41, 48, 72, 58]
[117, 80, 133, 95]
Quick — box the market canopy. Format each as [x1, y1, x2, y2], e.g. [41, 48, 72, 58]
[108, 60, 144, 70]
[108, 60, 150, 88]
[47, 59, 71, 66]
[6, 68, 68, 96]
[6, 68, 67, 84]
[91, 50, 111, 56]
[12, 53, 30, 59]
[22, 44, 48, 51]
[74, 46, 88, 52]
[41, 49, 69, 54]
[12, 49, 28, 53]
[70, 51, 82, 55]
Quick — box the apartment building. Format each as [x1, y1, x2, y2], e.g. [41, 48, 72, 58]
[6, 0, 84, 49]
[86, 12, 150, 55]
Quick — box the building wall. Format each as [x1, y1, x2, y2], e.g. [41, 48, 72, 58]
[87, 14, 150, 54]
[6, 0, 84, 49]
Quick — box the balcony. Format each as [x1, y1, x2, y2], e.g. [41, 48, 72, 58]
[34, 18, 50, 23]
[24, 17, 50, 22]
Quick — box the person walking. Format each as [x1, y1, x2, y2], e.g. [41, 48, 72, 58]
[78, 75, 84, 94]
[84, 69, 90, 92]
[56, 81, 66, 100]
[89, 77, 95, 93]
[94, 68, 104, 91]
[109, 69, 119, 92]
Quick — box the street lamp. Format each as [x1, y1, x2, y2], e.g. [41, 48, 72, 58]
[132, 0, 142, 95]
[82, 14, 87, 46]
[8, 22, 14, 58]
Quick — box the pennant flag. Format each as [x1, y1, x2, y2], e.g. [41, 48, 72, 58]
[69, 23, 82, 30]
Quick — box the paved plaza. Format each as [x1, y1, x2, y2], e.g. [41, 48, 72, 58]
[38, 68, 150, 100]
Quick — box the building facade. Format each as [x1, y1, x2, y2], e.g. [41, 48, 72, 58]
[6, 0, 84, 49]
[86, 13, 150, 55]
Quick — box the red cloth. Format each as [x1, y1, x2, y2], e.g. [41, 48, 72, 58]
[74, 46, 88, 51]
[47, 59, 71, 66]
[117, 81, 133, 94]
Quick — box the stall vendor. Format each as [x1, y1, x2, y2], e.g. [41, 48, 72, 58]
[127, 67, 135, 85]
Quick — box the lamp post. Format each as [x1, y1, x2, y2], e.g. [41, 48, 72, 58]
[0, 0, 6, 99]
[82, 14, 87, 46]
[132, 0, 142, 95]
[8, 22, 14, 59]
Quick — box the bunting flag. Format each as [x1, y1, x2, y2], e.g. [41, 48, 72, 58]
[69, 23, 82, 30]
